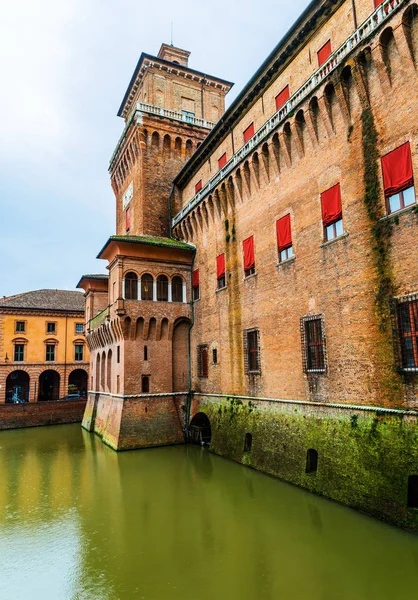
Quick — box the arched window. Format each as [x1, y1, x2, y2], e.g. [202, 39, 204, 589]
[172, 276, 183, 302]
[141, 274, 153, 301]
[125, 272, 138, 300]
[157, 275, 168, 301]
[306, 449, 318, 474]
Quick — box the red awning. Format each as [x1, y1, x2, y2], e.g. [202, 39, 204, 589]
[321, 183, 342, 226]
[217, 254, 225, 278]
[243, 123, 255, 144]
[276, 214, 292, 251]
[218, 153, 227, 169]
[243, 236, 255, 271]
[381, 142, 414, 197]
[275, 85, 290, 111]
[317, 40, 332, 67]
[192, 269, 199, 288]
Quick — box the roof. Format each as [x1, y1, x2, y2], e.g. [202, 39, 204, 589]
[0, 289, 85, 312]
[118, 51, 234, 118]
[78, 274, 109, 280]
[97, 235, 195, 259]
[173, 0, 343, 188]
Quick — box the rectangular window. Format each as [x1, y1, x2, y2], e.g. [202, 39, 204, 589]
[46, 344, 55, 362]
[381, 142, 415, 214]
[75, 323, 84, 335]
[243, 123, 255, 144]
[126, 207, 131, 232]
[216, 254, 226, 289]
[321, 183, 343, 241]
[276, 214, 293, 262]
[275, 85, 290, 111]
[75, 344, 84, 362]
[198, 345, 209, 378]
[117, 345, 120, 363]
[14, 344, 24, 362]
[243, 236, 255, 277]
[144, 346, 148, 361]
[317, 40, 332, 67]
[245, 329, 260, 373]
[15, 321, 26, 333]
[142, 375, 150, 393]
[47, 322, 56, 334]
[192, 269, 200, 300]
[218, 153, 227, 170]
[303, 317, 326, 372]
[212, 348, 218, 364]
[397, 298, 418, 370]
[195, 180, 203, 194]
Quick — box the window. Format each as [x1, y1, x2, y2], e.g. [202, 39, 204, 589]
[117, 345, 120, 363]
[141, 274, 153, 301]
[317, 40, 332, 67]
[124, 272, 138, 299]
[47, 322, 56, 334]
[14, 344, 24, 362]
[303, 316, 326, 372]
[243, 236, 255, 277]
[157, 275, 168, 301]
[244, 433, 252, 453]
[217, 254, 226, 289]
[408, 475, 418, 508]
[195, 180, 203, 194]
[198, 345, 209, 378]
[46, 344, 55, 362]
[144, 346, 148, 361]
[142, 376, 150, 393]
[381, 142, 415, 214]
[397, 297, 418, 370]
[172, 276, 183, 302]
[277, 214, 294, 262]
[243, 123, 255, 144]
[126, 207, 131, 232]
[192, 269, 200, 300]
[245, 329, 260, 373]
[306, 449, 318, 474]
[321, 183, 343, 241]
[15, 321, 26, 333]
[212, 348, 218, 364]
[218, 153, 227, 170]
[75, 323, 84, 335]
[275, 85, 290, 111]
[75, 344, 84, 362]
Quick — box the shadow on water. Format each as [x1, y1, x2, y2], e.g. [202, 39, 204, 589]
[0, 425, 418, 600]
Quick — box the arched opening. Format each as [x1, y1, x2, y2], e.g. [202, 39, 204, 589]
[306, 449, 318, 474]
[380, 27, 399, 83]
[403, 4, 418, 63]
[283, 121, 292, 159]
[124, 272, 138, 300]
[172, 319, 190, 392]
[341, 65, 354, 116]
[101, 351, 106, 391]
[324, 83, 337, 130]
[163, 134, 171, 156]
[185, 139, 193, 157]
[244, 432, 253, 453]
[172, 276, 183, 302]
[141, 273, 153, 301]
[148, 317, 157, 340]
[68, 369, 88, 397]
[157, 275, 168, 301]
[407, 475, 418, 508]
[309, 96, 320, 140]
[38, 370, 60, 401]
[107, 350, 112, 392]
[6, 370, 29, 403]
[189, 412, 211, 446]
[174, 137, 182, 158]
[96, 353, 100, 391]
[151, 131, 160, 151]
[142, 375, 150, 393]
[295, 110, 306, 152]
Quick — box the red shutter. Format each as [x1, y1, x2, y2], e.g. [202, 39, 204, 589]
[321, 184, 342, 226]
[276, 215, 292, 251]
[125, 207, 131, 231]
[381, 142, 414, 197]
[218, 153, 227, 169]
[243, 236, 255, 271]
[243, 123, 255, 143]
[216, 254, 225, 278]
[374, 0, 383, 6]
[192, 269, 199, 289]
[195, 180, 203, 194]
[317, 40, 332, 67]
[275, 85, 290, 111]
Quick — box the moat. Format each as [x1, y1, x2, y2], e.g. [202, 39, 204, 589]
[1, 425, 418, 600]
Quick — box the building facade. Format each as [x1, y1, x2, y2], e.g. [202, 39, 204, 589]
[0, 290, 89, 402]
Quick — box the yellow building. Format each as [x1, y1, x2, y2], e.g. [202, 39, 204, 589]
[0, 290, 89, 402]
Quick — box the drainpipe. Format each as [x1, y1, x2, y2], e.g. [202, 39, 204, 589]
[63, 314, 68, 399]
[186, 253, 196, 435]
[168, 184, 175, 238]
[351, 0, 357, 29]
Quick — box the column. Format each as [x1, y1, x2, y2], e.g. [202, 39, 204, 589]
[138, 278, 142, 301]
[122, 279, 126, 299]
[153, 279, 157, 301]
[182, 281, 187, 303]
[168, 280, 172, 302]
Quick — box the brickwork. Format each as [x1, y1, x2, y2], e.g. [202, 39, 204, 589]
[0, 399, 87, 430]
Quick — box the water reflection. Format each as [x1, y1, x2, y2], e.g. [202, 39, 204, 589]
[0, 425, 417, 600]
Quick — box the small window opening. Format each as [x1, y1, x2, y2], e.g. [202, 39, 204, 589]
[142, 376, 150, 394]
[212, 348, 218, 364]
[144, 346, 148, 361]
[244, 433, 253, 453]
[117, 345, 120, 363]
[306, 449, 318, 474]
[407, 475, 418, 508]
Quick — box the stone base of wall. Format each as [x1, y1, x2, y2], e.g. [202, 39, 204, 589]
[0, 399, 87, 430]
[83, 392, 187, 451]
[192, 394, 418, 532]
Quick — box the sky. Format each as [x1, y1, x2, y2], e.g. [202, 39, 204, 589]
[0, 0, 310, 298]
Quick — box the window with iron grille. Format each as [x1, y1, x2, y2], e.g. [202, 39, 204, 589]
[244, 329, 260, 373]
[75, 323, 84, 335]
[197, 345, 209, 378]
[397, 297, 418, 370]
[14, 344, 24, 362]
[46, 344, 55, 362]
[302, 316, 326, 373]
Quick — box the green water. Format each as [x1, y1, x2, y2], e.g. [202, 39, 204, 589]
[0, 426, 417, 600]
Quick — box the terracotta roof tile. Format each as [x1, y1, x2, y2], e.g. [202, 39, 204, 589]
[0, 289, 85, 312]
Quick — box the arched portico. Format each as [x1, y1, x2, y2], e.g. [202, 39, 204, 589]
[68, 369, 88, 397]
[5, 370, 30, 403]
[38, 370, 60, 401]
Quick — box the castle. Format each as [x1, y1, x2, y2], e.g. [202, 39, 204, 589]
[78, 0, 418, 530]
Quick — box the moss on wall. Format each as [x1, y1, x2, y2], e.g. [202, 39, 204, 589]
[198, 396, 418, 531]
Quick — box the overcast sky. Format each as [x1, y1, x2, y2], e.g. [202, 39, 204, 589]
[0, 0, 310, 298]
